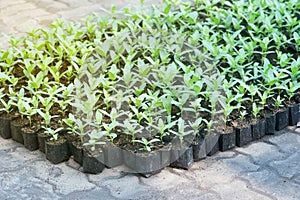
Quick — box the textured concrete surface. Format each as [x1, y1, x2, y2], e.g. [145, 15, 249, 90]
[0, 128, 300, 199]
[0, 0, 163, 48]
[1, 1, 300, 199]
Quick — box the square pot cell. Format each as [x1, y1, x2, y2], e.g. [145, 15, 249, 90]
[0, 116, 12, 139]
[170, 146, 193, 170]
[38, 132, 51, 153]
[260, 118, 266, 138]
[192, 138, 206, 161]
[160, 145, 172, 168]
[82, 150, 105, 174]
[123, 149, 162, 174]
[10, 119, 25, 144]
[103, 144, 123, 168]
[22, 127, 39, 151]
[266, 114, 276, 135]
[69, 141, 83, 165]
[276, 108, 289, 131]
[235, 125, 252, 147]
[205, 133, 219, 156]
[45, 139, 70, 164]
[219, 128, 236, 152]
[289, 104, 300, 126]
[251, 119, 266, 140]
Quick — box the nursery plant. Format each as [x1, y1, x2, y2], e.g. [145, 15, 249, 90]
[0, 0, 299, 174]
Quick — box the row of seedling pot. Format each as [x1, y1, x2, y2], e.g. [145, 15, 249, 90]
[0, 112, 105, 173]
[0, 103, 298, 177]
[173, 103, 300, 171]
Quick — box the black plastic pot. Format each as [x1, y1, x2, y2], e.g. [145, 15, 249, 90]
[192, 138, 206, 161]
[160, 145, 172, 168]
[0, 114, 15, 139]
[63, 133, 83, 165]
[260, 118, 266, 137]
[251, 121, 259, 140]
[170, 146, 193, 170]
[123, 149, 135, 171]
[69, 140, 83, 165]
[276, 108, 289, 131]
[219, 128, 236, 152]
[45, 138, 70, 164]
[37, 132, 51, 153]
[21, 127, 39, 151]
[103, 144, 123, 168]
[10, 119, 27, 144]
[123, 149, 162, 173]
[266, 114, 276, 135]
[205, 133, 219, 156]
[235, 125, 252, 147]
[82, 150, 105, 174]
[251, 119, 266, 140]
[63, 133, 74, 154]
[289, 104, 300, 126]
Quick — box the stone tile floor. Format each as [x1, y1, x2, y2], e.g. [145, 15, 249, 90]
[0, 127, 299, 199]
[0, 0, 162, 48]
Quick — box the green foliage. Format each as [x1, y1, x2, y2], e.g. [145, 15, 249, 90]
[0, 0, 299, 152]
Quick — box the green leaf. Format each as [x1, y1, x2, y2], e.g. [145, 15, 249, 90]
[294, 32, 300, 44]
[95, 110, 103, 124]
[159, 49, 169, 63]
[187, 11, 198, 24]
[108, 64, 119, 81]
[161, 95, 172, 116]
[202, 40, 214, 53]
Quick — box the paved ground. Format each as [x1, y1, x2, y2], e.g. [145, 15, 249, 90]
[0, 0, 162, 48]
[0, 127, 300, 200]
[1, 0, 300, 200]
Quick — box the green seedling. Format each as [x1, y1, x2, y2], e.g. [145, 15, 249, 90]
[132, 137, 160, 152]
[43, 127, 64, 141]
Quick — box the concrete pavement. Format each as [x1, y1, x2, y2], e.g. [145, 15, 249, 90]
[0, 127, 300, 199]
[0, 0, 162, 47]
